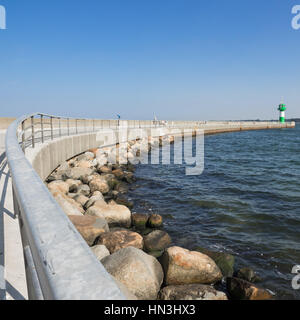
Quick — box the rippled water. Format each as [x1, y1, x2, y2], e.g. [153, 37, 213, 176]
[128, 124, 300, 300]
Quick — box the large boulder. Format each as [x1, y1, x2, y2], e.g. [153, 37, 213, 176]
[194, 247, 235, 277]
[159, 284, 228, 300]
[91, 244, 110, 261]
[226, 277, 273, 300]
[97, 230, 144, 253]
[68, 215, 109, 246]
[86, 202, 131, 228]
[48, 180, 69, 195]
[102, 247, 164, 300]
[144, 230, 171, 252]
[160, 246, 223, 285]
[64, 167, 93, 180]
[53, 192, 84, 216]
[76, 160, 93, 169]
[89, 177, 110, 194]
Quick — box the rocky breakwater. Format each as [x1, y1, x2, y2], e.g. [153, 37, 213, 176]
[46, 135, 273, 300]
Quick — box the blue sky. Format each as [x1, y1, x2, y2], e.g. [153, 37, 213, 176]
[0, 0, 299, 120]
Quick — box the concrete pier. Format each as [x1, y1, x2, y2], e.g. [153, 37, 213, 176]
[0, 116, 296, 300]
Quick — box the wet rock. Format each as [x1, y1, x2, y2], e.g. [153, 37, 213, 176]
[98, 165, 112, 174]
[123, 171, 135, 184]
[89, 177, 110, 194]
[144, 230, 171, 252]
[68, 215, 109, 246]
[48, 180, 69, 195]
[86, 202, 132, 228]
[236, 267, 262, 283]
[160, 246, 223, 285]
[194, 247, 235, 277]
[102, 247, 164, 300]
[148, 214, 163, 228]
[112, 168, 125, 180]
[147, 250, 164, 258]
[159, 284, 228, 300]
[101, 174, 119, 190]
[226, 277, 273, 300]
[97, 230, 144, 253]
[132, 213, 149, 229]
[114, 181, 129, 194]
[91, 244, 110, 261]
[115, 196, 134, 209]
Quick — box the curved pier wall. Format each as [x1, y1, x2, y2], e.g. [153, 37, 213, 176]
[25, 121, 295, 181]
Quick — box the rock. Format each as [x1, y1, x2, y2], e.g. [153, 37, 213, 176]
[101, 174, 119, 189]
[68, 215, 109, 246]
[132, 213, 149, 229]
[194, 247, 235, 277]
[148, 214, 163, 228]
[226, 277, 273, 300]
[159, 284, 228, 300]
[115, 196, 134, 209]
[112, 277, 138, 300]
[147, 250, 164, 258]
[76, 160, 93, 169]
[91, 244, 110, 261]
[114, 181, 129, 194]
[53, 191, 84, 216]
[236, 267, 262, 283]
[87, 202, 132, 228]
[98, 165, 112, 174]
[64, 167, 93, 180]
[77, 184, 91, 197]
[88, 148, 98, 157]
[144, 230, 171, 252]
[97, 230, 144, 253]
[160, 246, 223, 286]
[74, 194, 89, 207]
[77, 152, 95, 161]
[84, 192, 105, 209]
[102, 247, 164, 300]
[96, 155, 108, 167]
[112, 168, 125, 180]
[48, 180, 69, 195]
[65, 179, 82, 193]
[57, 161, 70, 172]
[89, 177, 110, 194]
[123, 171, 135, 183]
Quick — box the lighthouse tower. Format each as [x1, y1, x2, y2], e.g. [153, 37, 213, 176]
[278, 102, 287, 123]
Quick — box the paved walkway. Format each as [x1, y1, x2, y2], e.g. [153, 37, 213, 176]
[0, 130, 27, 300]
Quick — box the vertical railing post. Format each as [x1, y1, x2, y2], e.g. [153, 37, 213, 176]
[76, 119, 78, 134]
[93, 119, 95, 132]
[21, 120, 25, 153]
[31, 116, 35, 148]
[41, 115, 44, 143]
[50, 116, 53, 140]
[67, 118, 70, 136]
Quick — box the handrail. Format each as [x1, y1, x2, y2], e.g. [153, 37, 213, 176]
[6, 113, 126, 300]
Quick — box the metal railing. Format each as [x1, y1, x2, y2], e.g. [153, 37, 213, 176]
[6, 113, 127, 300]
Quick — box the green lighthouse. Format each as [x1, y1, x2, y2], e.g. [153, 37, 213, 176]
[278, 103, 287, 123]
